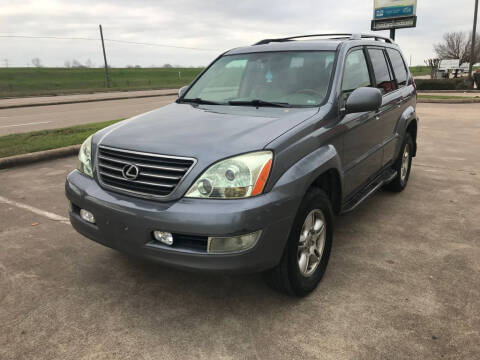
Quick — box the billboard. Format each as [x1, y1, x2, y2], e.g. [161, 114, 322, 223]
[439, 59, 460, 71]
[372, 0, 417, 31]
[374, 0, 417, 19]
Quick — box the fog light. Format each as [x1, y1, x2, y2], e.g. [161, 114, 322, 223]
[153, 231, 173, 246]
[207, 230, 261, 254]
[80, 209, 95, 224]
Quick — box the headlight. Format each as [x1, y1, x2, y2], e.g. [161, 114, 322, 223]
[185, 151, 273, 199]
[77, 135, 93, 177]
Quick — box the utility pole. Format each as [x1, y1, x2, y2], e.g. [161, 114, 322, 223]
[469, 0, 478, 87]
[99, 24, 110, 88]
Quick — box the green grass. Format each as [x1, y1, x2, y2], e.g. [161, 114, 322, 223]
[418, 94, 479, 100]
[1, 66, 465, 97]
[0, 119, 123, 158]
[409, 66, 430, 76]
[0, 67, 203, 98]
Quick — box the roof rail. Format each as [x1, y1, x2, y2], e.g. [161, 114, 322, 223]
[355, 33, 394, 43]
[253, 33, 394, 45]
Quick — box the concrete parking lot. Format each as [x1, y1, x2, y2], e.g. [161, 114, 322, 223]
[1, 103, 479, 359]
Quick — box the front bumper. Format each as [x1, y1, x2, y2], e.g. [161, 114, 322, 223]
[65, 170, 300, 273]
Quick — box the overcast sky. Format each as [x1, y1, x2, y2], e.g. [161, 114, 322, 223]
[0, 0, 477, 67]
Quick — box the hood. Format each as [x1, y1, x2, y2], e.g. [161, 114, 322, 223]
[98, 102, 318, 164]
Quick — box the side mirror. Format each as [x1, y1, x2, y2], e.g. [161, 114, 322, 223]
[345, 87, 382, 114]
[178, 85, 189, 98]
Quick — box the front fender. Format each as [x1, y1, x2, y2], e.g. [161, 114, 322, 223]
[271, 144, 343, 201]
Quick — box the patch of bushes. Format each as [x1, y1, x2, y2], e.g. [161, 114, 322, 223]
[415, 78, 473, 90]
[474, 72, 480, 88]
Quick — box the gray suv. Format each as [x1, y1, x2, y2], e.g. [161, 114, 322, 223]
[66, 33, 418, 296]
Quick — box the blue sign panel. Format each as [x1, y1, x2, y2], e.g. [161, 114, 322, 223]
[374, 5, 414, 19]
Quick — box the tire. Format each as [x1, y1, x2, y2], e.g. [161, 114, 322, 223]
[384, 132, 414, 192]
[264, 188, 333, 297]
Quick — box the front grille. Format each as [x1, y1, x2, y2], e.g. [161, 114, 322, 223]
[97, 146, 195, 198]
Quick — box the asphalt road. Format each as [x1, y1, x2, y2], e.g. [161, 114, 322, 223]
[0, 95, 177, 136]
[0, 89, 176, 109]
[1, 103, 479, 359]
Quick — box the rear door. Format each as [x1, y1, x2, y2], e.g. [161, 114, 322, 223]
[340, 47, 383, 197]
[365, 47, 400, 167]
[382, 48, 415, 165]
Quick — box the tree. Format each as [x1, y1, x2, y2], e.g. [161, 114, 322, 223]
[31, 57, 43, 67]
[465, 32, 480, 65]
[71, 59, 83, 68]
[434, 31, 480, 64]
[64, 60, 71, 68]
[163, 63, 173, 68]
[424, 58, 441, 79]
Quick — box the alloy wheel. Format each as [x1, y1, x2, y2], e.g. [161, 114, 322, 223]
[297, 209, 326, 277]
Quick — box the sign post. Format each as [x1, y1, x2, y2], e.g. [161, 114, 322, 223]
[371, 0, 417, 40]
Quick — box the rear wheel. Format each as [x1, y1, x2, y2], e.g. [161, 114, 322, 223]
[384, 133, 413, 192]
[265, 188, 333, 297]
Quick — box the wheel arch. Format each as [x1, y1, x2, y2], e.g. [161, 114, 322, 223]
[394, 105, 418, 159]
[310, 168, 342, 214]
[271, 145, 344, 214]
[406, 118, 418, 157]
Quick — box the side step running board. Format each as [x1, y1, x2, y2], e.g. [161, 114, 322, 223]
[341, 169, 397, 214]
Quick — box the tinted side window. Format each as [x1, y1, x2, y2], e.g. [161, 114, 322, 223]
[368, 49, 396, 95]
[387, 48, 408, 87]
[342, 49, 371, 99]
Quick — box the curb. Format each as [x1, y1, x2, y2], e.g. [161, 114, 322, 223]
[0, 145, 80, 170]
[0, 92, 177, 110]
[417, 98, 480, 104]
[418, 90, 479, 93]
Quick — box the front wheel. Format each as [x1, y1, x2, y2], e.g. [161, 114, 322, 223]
[384, 133, 414, 192]
[264, 188, 333, 297]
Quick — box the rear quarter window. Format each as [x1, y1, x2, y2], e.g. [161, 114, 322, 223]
[387, 48, 408, 87]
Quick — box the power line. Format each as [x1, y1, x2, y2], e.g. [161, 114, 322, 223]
[105, 38, 219, 51]
[0, 34, 220, 51]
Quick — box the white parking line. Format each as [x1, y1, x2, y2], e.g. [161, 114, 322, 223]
[0, 195, 70, 224]
[0, 121, 52, 128]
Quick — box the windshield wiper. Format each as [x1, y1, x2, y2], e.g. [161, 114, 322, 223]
[179, 98, 222, 105]
[228, 99, 291, 108]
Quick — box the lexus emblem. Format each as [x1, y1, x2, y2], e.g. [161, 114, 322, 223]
[122, 164, 140, 180]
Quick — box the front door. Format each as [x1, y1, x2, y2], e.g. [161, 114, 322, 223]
[340, 48, 383, 197]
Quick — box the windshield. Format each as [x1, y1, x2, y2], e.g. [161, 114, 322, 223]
[182, 51, 336, 107]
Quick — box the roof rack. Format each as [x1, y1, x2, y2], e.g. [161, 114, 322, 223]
[253, 33, 394, 45]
